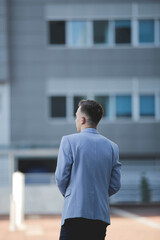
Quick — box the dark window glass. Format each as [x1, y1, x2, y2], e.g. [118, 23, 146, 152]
[140, 95, 155, 116]
[50, 96, 66, 117]
[95, 96, 110, 117]
[18, 158, 57, 184]
[93, 21, 109, 44]
[116, 95, 132, 117]
[49, 21, 65, 44]
[139, 20, 154, 43]
[115, 20, 131, 44]
[74, 96, 86, 115]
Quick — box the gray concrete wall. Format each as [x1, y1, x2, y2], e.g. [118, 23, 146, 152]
[0, 0, 8, 81]
[9, 0, 160, 156]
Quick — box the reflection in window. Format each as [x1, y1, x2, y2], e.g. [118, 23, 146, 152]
[116, 96, 132, 118]
[140, 95, 155, 117]
[93, 21, 109, 44]
[50, 96, 66, 117]
[139, 20, 154, 43]
[115, 20, 131, 44]
[74, 96, 86, 115]
[95, 96, 110, 117]
[70, 21, 87, 46]
[49, 21, 66, 44]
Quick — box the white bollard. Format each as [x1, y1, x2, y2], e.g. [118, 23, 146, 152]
[9, 194, 16, 231]
[10, 171, 25, 231]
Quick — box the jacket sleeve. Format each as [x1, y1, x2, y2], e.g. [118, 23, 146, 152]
[55, 136, 73, 197]
[109, 144, 121, 197]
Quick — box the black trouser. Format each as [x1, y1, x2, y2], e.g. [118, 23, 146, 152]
[59, 218, 108, 240]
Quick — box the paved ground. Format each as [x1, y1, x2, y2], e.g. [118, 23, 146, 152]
[0, 206, 160, 240]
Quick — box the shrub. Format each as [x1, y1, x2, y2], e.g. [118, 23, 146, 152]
[140, 174, 151, 203]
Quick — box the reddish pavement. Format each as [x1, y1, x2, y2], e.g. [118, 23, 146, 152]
[0, 206, 160, 240]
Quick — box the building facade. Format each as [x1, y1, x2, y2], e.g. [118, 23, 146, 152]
[0, 0, 160, 214]
[0, 0, 10, 145]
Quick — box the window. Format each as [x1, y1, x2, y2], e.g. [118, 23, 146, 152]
[115, 20, 131, 44]
[18, 158, 57, 184]
[47, 19, 159, 48]
[93, 21, 109, 44]
[139, 20, 154, 43]
[50, 96, 66, 118]
[116, 96, 132, 118]
[49, 21, 65, 44]
[95, 96, 110, 117]
[70, 21, 88, 46]
[74, 96, 86, 115]
[140, 95, 155, 117]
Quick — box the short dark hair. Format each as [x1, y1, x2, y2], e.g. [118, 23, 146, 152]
[78, 99, 104, 126]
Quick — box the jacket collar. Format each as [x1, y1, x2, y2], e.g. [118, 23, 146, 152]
[81, 128, 99, 134]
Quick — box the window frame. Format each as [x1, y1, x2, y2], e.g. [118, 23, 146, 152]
[93, 20, 110, 46]
[47, 17, 160, 49]
[49, 95, 67, 119]
[138, 19, 155, 45]
[68, 20, 91, 47]
[114, 20, 132, 45]
[48, 20, 66, 46]
[139, 94, 155, 118]
[47, 93, 160, 124]
[115, 95, 132, 119]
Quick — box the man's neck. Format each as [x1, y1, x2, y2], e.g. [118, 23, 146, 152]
[80, 125, 97, 132]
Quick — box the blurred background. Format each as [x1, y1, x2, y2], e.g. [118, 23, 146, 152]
[0, 0, 160, 216]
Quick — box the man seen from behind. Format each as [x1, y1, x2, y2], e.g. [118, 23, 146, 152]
[55, 99, 121, 240]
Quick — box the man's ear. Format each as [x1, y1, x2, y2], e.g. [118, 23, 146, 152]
[81, 116, 86, 125]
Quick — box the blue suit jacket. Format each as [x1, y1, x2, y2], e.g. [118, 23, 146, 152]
[55, 128, 121, 226]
